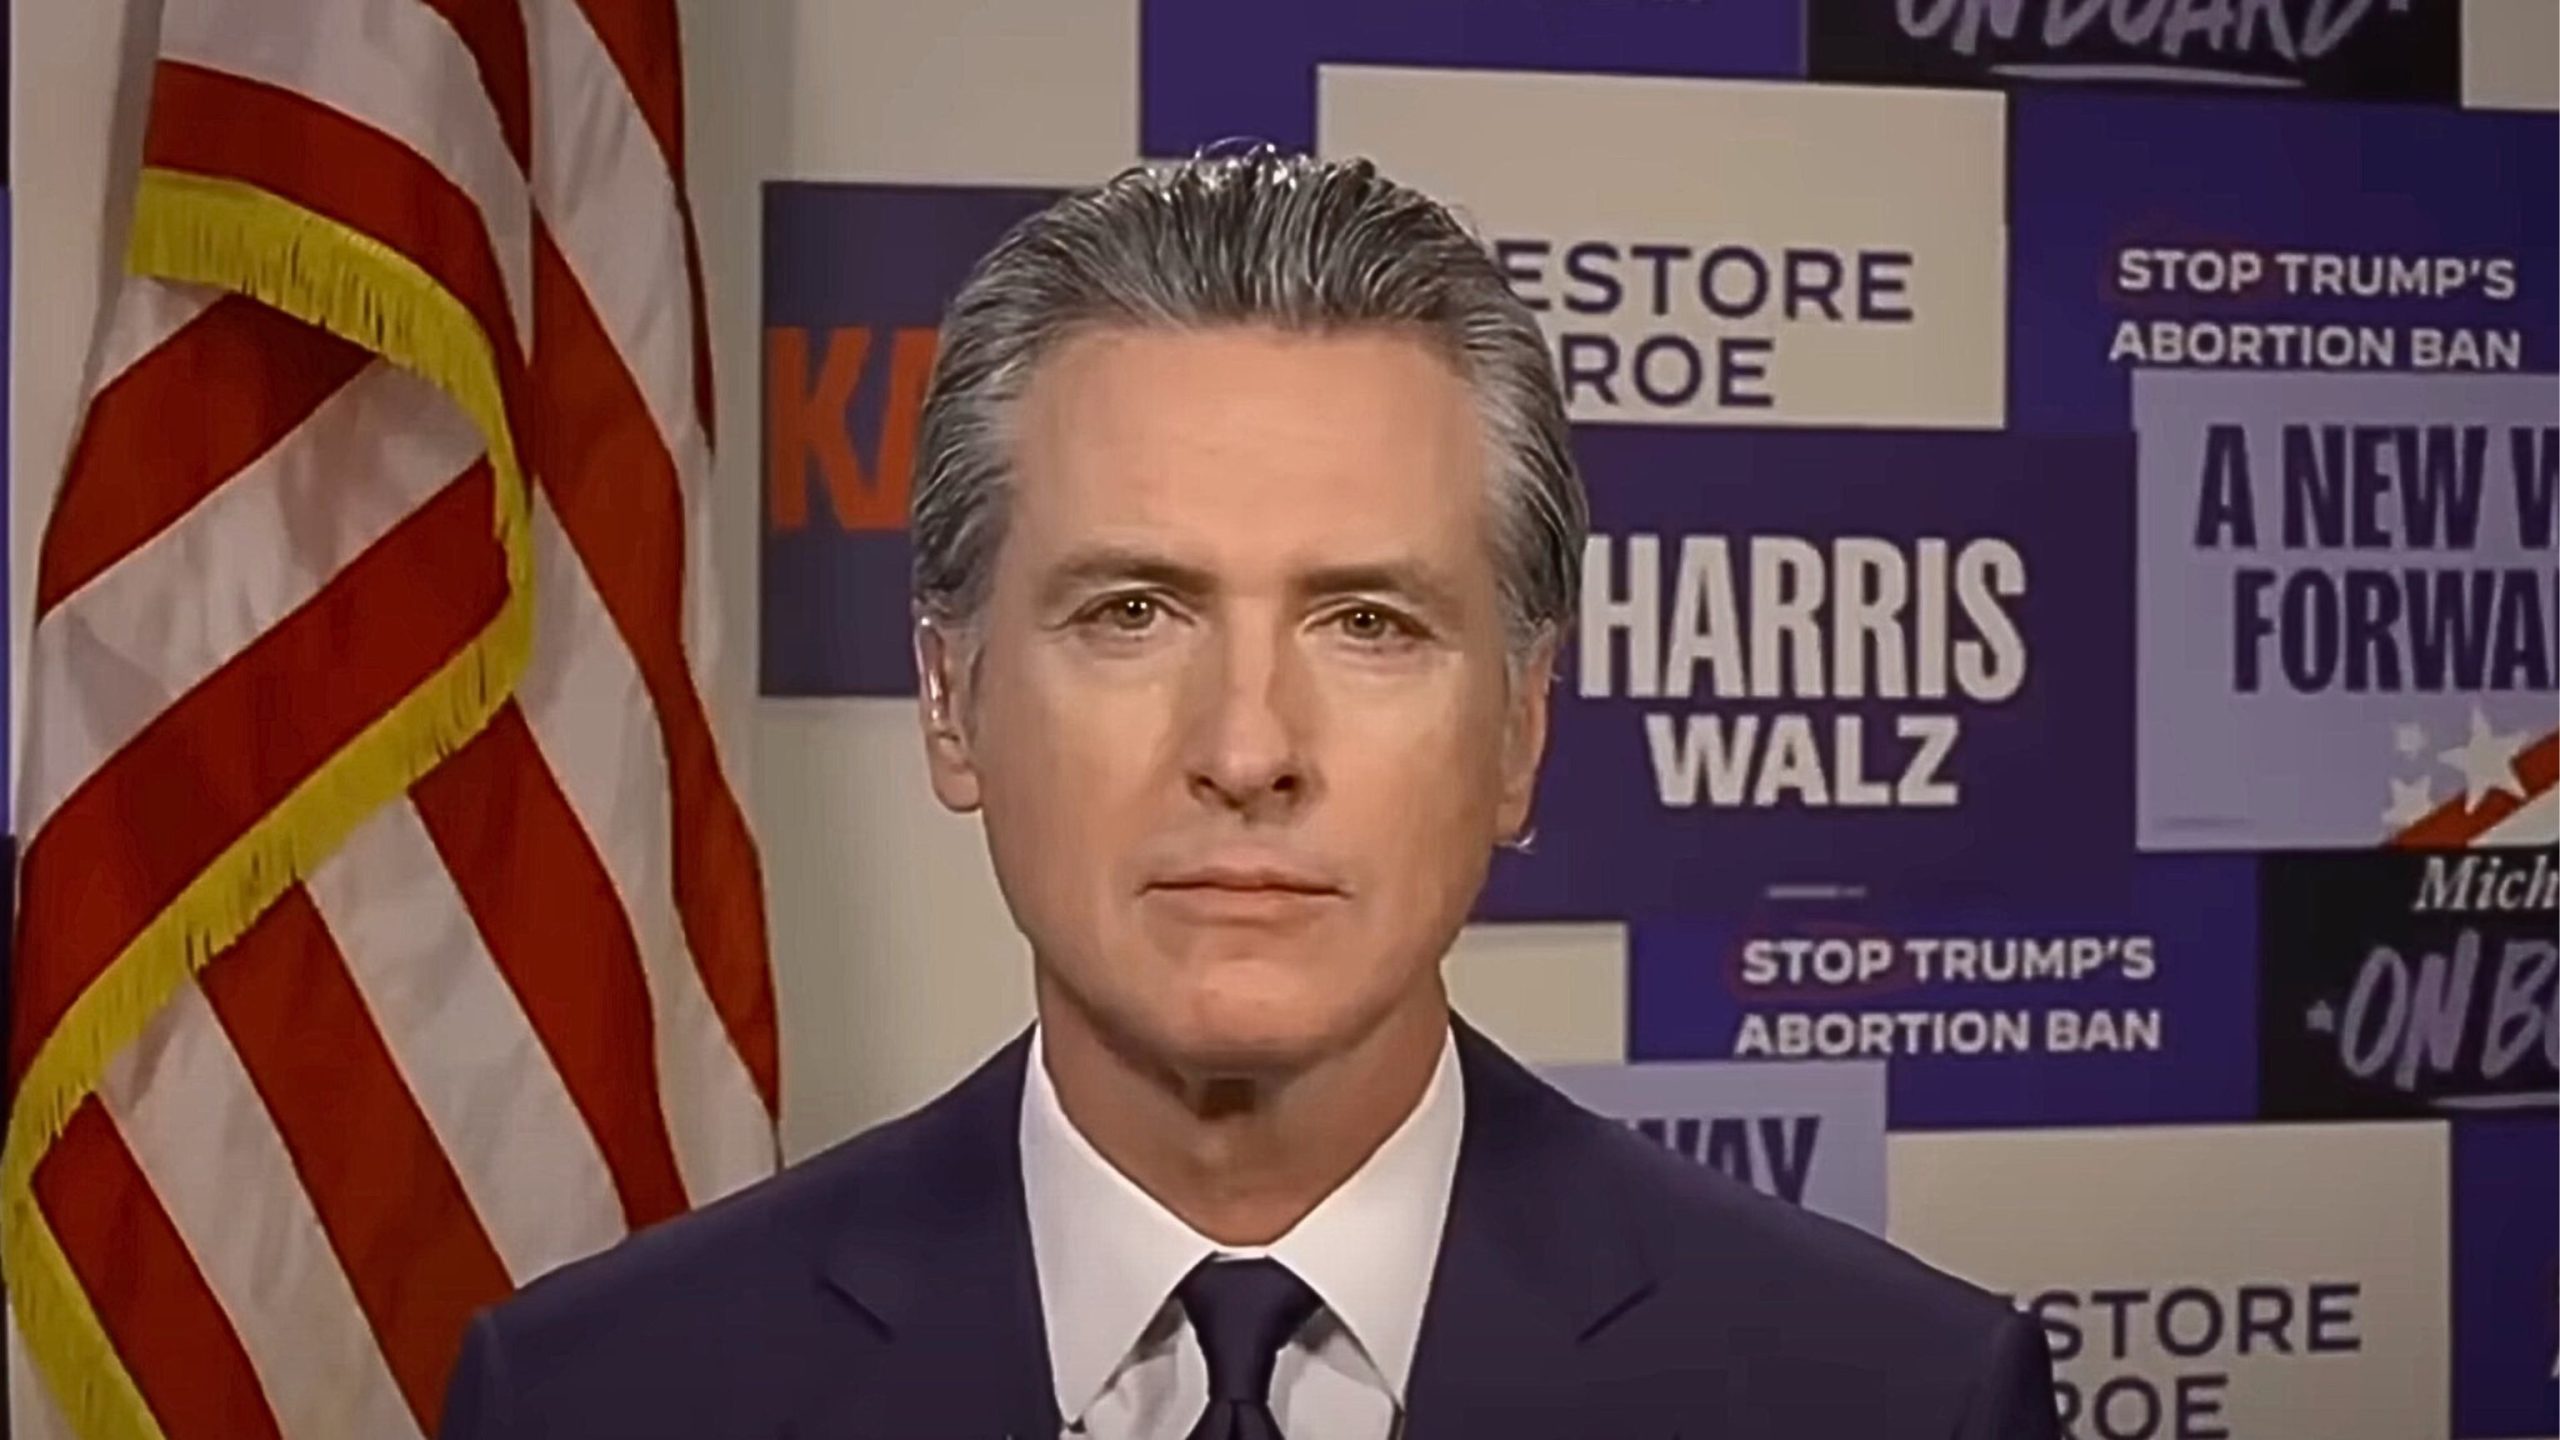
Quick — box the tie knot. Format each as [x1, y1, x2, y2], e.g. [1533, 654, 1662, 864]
[1176, 1258, 1322, 1403]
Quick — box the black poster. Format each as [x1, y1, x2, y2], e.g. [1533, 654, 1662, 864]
[2260, 847, 2559, 1119]
[1810, 0, 2462, 102]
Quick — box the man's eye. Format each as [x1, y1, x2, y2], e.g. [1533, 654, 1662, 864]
[1092, 595, 1160, 631]
[1333, 605, 1417, 644]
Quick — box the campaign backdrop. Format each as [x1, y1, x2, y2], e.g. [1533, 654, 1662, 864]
[1893, 1123, 2454, 1440]
[758, 5, 2558, 1436]
[1541, 1056, 1888, 1233]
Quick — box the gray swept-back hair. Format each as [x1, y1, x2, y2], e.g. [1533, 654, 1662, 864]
[908, 147, 1587, 658]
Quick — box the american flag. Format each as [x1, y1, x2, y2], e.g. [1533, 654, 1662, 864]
[5, 2, 779, 1436]
[2387, 716, 2557, 848]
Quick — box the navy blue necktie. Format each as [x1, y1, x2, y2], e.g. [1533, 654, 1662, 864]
[1176, 1257, 1322, 1440]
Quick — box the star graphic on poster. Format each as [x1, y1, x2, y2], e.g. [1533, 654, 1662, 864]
[2438, 706, 2529, 811]
[2393, 722, 2427, 758]
[2383, 775, 2436, 828]
[2306, 1000, 2336, 1033]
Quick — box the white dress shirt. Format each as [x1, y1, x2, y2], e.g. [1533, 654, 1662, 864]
[1019, 1025, 1465, 1440]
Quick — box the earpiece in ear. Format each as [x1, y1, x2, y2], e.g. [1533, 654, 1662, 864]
[915, 618, 958, 738]
[922, 668, 950, 733]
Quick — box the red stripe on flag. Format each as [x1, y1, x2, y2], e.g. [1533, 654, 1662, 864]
[143, 61, 533, 422]
[411, 703, 693, 1227]
[10, 462, 507, 1085]
[530, 231, 778, 1115]
[416, 0, 534, 171]
[199, 885, 514, 1435]
[36, 1097, 287, 1440]
[2391, 731, 2559, 848]
[568, 0, 687, 181]
[566, 0, 715, 442]
[36, 299, 368, 618]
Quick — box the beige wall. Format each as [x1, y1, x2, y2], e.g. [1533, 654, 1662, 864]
[6, 0, 1628, 1167]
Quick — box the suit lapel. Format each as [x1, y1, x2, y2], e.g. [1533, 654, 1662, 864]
[794, 1033, 1061, 1440]
[782, 1020, 1664, 1437]
[1400, 1022, 1660, 1439]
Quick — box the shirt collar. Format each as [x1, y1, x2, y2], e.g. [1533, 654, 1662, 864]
[1019, 1024, 1466, 1424]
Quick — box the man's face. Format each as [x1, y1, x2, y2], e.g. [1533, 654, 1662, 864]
[917, 324, 1553, 1076]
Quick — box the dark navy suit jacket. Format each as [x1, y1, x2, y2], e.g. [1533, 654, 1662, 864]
[439, 1019, 2060, 1439]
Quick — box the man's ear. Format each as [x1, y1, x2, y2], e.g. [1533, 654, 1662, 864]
[1495, 628, 1559, 846]
[914, 616, 984, 814]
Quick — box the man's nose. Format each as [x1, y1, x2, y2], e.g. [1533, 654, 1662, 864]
[1182, 621, 1316, 818]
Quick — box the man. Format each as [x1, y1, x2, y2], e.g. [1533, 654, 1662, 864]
[440, 149, 2059, 1440]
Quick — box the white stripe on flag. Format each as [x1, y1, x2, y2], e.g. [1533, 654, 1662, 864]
[528, 0, 707, 472]
[307, 797, 630, 1285]
[83, 280, 219, 409]
[518, 502, 773, 1205]
[157, 0, 534, 343]
[4, 1314, 78, 1440]
[101, 980, 422, 1440]
[527, 0, 730, 689]
[19, 361, 481, 835]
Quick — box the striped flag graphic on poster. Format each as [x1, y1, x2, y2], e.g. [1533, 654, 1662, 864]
[2388, 713, 2557, 850]
[5, 2, 780, 1436]
[2129, 366, 2559, 858]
